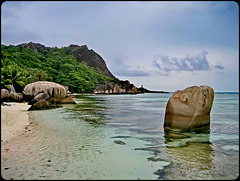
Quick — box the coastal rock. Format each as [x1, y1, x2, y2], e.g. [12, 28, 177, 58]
[113, 84, 121, 93]
[23, 81, 67, 101]
[28, 100, 51, 111]
[23, 81, 75, 110]
[60, 96, 76, 104]
[130, 84, 137, 93]
[9, 92, 23, 102]
[34, 92, 50, 102]
[29, 92, 50, 105]
[164, 85, 214, 132]
[114, 140, 126, 145]
[1, 89, 10, 100]
[94, 81, 138, 94]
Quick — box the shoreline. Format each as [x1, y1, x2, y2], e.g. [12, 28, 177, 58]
[1, 102, 32, 144]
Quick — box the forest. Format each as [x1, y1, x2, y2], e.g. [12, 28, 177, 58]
[1, 44, 114, 93]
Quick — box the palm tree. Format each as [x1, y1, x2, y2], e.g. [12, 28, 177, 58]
[1, 63, 26, 92]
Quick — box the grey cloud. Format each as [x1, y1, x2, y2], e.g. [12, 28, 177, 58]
[115, 70, 151, 77]
[111, 55, 150, 77]
[152, 51, 212, 74]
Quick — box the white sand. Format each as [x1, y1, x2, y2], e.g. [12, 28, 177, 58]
[1, 102, 31, 143]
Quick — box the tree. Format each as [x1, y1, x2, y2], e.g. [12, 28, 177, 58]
[1, 63, 26, 92]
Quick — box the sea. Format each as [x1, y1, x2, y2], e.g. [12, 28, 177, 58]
[1, 93, 239, 180]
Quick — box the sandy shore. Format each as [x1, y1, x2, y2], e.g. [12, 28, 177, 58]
[1, 102, 31, 143]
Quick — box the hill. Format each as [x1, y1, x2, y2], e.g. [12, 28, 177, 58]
[1, 42, 118, 93]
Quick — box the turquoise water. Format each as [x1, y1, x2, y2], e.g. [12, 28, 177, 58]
[1, 93, 239, 179]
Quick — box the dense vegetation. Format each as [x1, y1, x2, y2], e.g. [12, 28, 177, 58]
[1, 44, 114, 93]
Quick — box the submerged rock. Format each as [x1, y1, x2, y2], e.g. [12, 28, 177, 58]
[164, 85, 214, 132]
[60, 96, 76, 104]
[114, 140, 126, 145]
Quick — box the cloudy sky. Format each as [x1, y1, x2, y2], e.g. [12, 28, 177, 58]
[1, 1, 239, 92]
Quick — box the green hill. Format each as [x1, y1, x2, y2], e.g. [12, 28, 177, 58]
[1, 42, 116, 93]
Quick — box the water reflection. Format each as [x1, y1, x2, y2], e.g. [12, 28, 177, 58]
[162, 130, 215, 179]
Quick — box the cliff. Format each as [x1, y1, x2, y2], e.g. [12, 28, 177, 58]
[65, 44, 116, 79]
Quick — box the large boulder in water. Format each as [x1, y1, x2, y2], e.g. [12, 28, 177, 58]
[164, 85, 214, 132]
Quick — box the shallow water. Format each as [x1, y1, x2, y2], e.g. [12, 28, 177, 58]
[1, 93, 239, 179]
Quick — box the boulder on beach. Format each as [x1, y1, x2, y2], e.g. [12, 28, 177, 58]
[9, 92, 23, 102]
[29, 92, 50, 105]
[23, 81, 67, 100]
[28, 100, 51, 111]
[1, 89, 10, 101]
[23, 81, 76, 110]
[164, 85, 214, 132]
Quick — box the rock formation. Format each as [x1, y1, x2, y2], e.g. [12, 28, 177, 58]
[60, 96, 76, 104]
[1, 87, 23, 102]
[19, 42, 51, 53]
[65, 44, 116, 79]
[22, 81, 76, 110]
[164, 85, 214, 132]
[94, 80, 138, 94]
[1, 89, 10, 101]
[23, 81, 67, 100]
[9, 92, 23, 102]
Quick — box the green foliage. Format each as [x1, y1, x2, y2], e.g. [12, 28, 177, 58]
[1, 44, 113, 93]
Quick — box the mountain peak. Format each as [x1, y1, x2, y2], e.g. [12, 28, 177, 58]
[19, 42, 51, 52]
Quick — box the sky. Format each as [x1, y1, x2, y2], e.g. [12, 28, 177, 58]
[1, 1, 239, 92]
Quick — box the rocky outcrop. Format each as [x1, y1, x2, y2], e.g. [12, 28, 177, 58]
[23, 81, 67, 101]
[29, 92, 50, 105]
[94, 81, 138, 94]
[23, 81, 76, 110]
[9, 92, 23, 102]
[94, 83, 121, 94]
[65, 44, 116, 79]
[1, 87, 23, 102]
[28, 100, 52, 111]
[164, 85, 214, 132]
[1, 89, 10, 101]
[19, 42, 51, 53]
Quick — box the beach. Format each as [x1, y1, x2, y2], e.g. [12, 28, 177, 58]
[1, 103, 32, 158]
